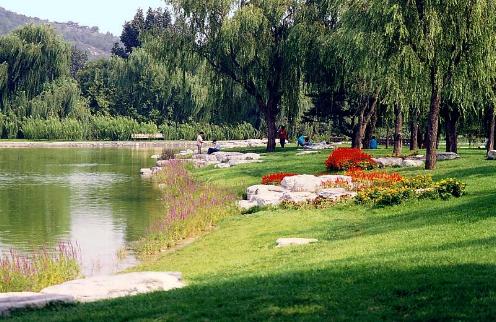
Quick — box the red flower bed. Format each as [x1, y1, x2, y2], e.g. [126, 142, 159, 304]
[325, 148, 376, 171]
[261, 173, 298, 185]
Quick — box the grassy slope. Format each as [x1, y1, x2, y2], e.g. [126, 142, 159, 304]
[7, 147, 496, 321]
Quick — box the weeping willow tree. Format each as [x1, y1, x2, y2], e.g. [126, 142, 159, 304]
[165, 0, 306, 151]
[0, 25, 71, 111]
[350, 0, 496, 169]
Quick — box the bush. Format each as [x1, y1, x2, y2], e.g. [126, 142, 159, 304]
[159, 122, 261, 141]
[160, 148, 176, 160]
[261, 173, 298, 185]
[22, 118, 86, 140]
[325, 148, 376, 171]
[345, 169, 403, 189]
[435, 178, 466, 199]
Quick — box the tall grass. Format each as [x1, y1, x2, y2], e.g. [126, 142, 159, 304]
[159, 122, 261, 140]
[136, 161, 237, 255]
[17, 117, 259, 141]
[0, 242, 81, 292]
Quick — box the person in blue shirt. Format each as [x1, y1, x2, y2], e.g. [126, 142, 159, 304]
[369, 136, 378, 149]
[297, 135, 306, 147]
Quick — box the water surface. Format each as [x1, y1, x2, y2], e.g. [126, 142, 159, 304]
[0, 148, 164, 276]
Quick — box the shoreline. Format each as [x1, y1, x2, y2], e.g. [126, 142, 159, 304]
[0, 139, 267, 149]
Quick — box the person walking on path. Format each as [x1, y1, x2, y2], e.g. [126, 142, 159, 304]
[197, 131, 204, 154]
[278, 126, 289, 148]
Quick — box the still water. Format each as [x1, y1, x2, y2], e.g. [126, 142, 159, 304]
[0, 148, 164, 276]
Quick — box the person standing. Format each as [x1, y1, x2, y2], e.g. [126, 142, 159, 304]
[278, 126, 289, 148]
[197, 131, 205, 154]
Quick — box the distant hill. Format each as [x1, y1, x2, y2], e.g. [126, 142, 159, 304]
[0, 6, 119, 59]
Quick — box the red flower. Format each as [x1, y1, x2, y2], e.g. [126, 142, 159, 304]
[261, 173, 298, 185]
[325, 148, 376, 171]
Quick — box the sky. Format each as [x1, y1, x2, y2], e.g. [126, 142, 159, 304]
[0, 0, 166, 35]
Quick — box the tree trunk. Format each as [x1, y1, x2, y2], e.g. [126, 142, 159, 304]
[425, 77, 441, 170]
[417, 126, 423, 150]
[393, 104, 403, 156]
[264, 107, 277, 152]
[444, 108, 460, 153]
[385, 123, 390, 149]
[352, 91, 379, 149]
[364, 107, 377, 149]
[409, 107, 419, 151]
[487, 106, 495, 152]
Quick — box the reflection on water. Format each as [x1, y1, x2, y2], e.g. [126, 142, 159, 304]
[0, 148, 164, 276]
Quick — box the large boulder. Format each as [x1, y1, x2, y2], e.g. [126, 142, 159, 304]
[436, 152, 460, 161]
[0, 292, 74, 317]
[276, 238, 318, 248]
[402, 159, 424, 167]
[246, 185, 285, 201]
[372, 157, 403, 167]
[194, 154, 218, 162]
[487, 150, 496, 160]
[40, 272, 184, 303]
[281, 175, 322, 192]
[212, 151, 243, 163]
[237, 200, 258, 210]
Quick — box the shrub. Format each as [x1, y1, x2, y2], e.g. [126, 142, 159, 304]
[325, 148, 376, 171]
[0, 242, 80, 292]
[435, 178, 466, 199]
[136, 161, 237, 255]
[261, 173, 298, 185]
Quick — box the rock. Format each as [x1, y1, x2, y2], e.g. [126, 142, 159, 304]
[252, 192, 284, 206]
[402, 159, 424, 167]
[296, 150, 319, 155]
[372, 157, 403, 167]
[281, 191, 318, 203]
[40, 272, 184, 303]
[0, 292, 75, 317]
[436, 152, 460, 161]
[150, 154, 160, 159]
[140, 168, 153, 177]
[237, 200, 258, 210]
[215, 163, 231, 168]
[244, 153, 261, 160]
[193, 154, 218, 162]
[212, 152, 244, 163]
[318, 189, 357, 201]
[276, 238, 318, 248]
[228, 159, 261, 166]
[488, 150, 496, 160]
[246, 185, 285, 201]
[319, 175, 353, 187]
[156, 160, 171, 167]
[281, 175, 322, 192]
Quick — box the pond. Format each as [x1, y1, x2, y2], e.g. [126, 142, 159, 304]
[0, 148, 165, 276]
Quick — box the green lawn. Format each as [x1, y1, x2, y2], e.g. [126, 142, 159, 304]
[6, 147, 496, 321]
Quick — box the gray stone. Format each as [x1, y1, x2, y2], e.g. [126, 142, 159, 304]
[212, 152, 244, 163]
[237, 200, 258, 210]
[40, 272, 184, 303]
[436, 152, 460, 161]
[488, 150, 496, 160]
[140, 168, 153, 177]
[0, 292, 75, 317]
[402, 159, 424, 167]
[372, 157, 403, 167]
[150, 154, 160, 159]
[252, 191, 284, 206]
[193, 154, 218, 162]
[318, 189, 357, 201]
[276, 238, 318, 248]
[281, 175, 322, 192]
[215, 163, 231, 168]
[246, 185, 286, 202]
[296, 150, 320, 155]
[281, 191, 318, 203]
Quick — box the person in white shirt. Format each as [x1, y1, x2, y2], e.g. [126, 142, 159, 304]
[196, 131, 204, 154]
[208, 140, 221, 154]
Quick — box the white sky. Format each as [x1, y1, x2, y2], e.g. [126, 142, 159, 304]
[0, 0, 166, 35]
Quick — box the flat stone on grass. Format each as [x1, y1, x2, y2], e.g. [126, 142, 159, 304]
[40, 272, 184, 303]
[276, 238, 318, 248]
